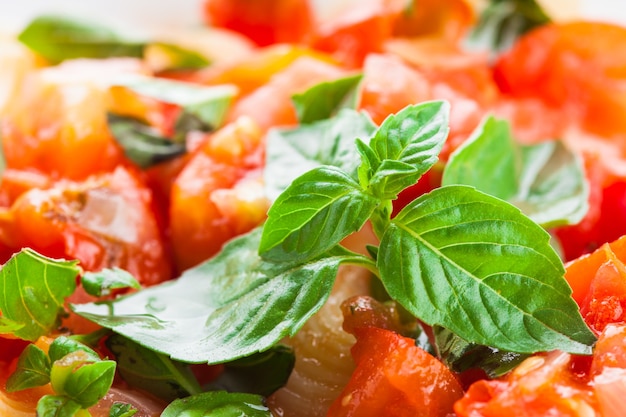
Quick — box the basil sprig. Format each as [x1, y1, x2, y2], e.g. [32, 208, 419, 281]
[74, 101, 595, 363]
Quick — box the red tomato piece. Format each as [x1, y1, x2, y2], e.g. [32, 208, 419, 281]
[202, 0, 313, 46]
[589, 323, 626, 417]
[327, 326, 463, 417]
[0, 166, 172, 287]
[169, 116, 269, 271]
[454, 352, 599, 417]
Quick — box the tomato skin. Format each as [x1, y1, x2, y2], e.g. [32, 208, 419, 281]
[327, 326, 463, 417]
[169, 116, 269, 271]
[202, 0, 313, 46]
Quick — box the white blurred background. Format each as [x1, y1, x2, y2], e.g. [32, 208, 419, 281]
[0, 0, 625, 36]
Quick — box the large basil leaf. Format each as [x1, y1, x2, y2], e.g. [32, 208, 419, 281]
[291, 74, 363, 124]
[362, 101, 449, 199]
[265, 109, 376, 200]
[442, 116, 588, 227]
[378, 185, 596, 354]
[0, 249, 80, 341]
[259, 166, 380, 263]
[73, 228, 356, 364]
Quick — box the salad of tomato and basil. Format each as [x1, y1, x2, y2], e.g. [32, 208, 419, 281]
[0, 0, 625, 416]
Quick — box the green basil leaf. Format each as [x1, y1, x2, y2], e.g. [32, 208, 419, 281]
[161, 391, 271, 417]
[64, 360, 116, 408]
[260, 166, 379, 263]
[109, 402, 138, 417]
[265, 109, 376, 200]
[105, 333, 201, 401]
[18, 15, 144, 63]
[467, 0, 550, 53]
[6, 344, 51, 392]
[107, 114, 186, 169]
[112, 76, 236, 133]
[209, 345, 295, 396]
[37, 395, 84, 417]
[81, 267, 141, 297]
[442, 116, 588, 227]
[379, 185, 596, 354]
[365, 101, 449, 199]
[291, 74, 363, 123]
[434, 326, 529, 378]
[49, 336, 101, 363]
[144, 42, 210, 72]
[72, 228, 356, 364]
[0, 249, 80, 341]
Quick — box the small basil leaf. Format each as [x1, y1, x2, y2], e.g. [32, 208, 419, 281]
[37, 395, 84, 417]
[0, 249, 80, 341]
[144, 42, 210, 72]
[161, 391, 271, 417]
[6, 344, 51, 392]
[379, 185, 596, 354]
[467, 0, 550, 53]
[434, 326, 529, 378]
[442, 116, 588, 227]
[112, 76, 236, 133]
[18, 15, 144, 63]
[209, 345, 295, 396]
[73, 228, 358, 364]
[49, 336, 101, 363]
[81, 267, 141, 297]
[366, 101, 449, 199]
[260, 166, 379, 263]
[107, 114, 186, 169]
[292, 74, 363, 123]
[105, 333, 201, 401]
[109, 402, 138, 417]
[64, 360, 117, 408]
[265, 109, 376, 200]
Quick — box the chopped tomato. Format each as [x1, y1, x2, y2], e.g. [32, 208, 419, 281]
[0, 166, 172, 287]
[390, 0, 475, 41]
[327, 326, 463, 417]
[202, 0, 313, 46]
[454, 352, 600, 417]
[169, 116, 269, 271]
[227, 56, 346, 131]
[590, 324, 626, 417]
[0, 59, 147, 181]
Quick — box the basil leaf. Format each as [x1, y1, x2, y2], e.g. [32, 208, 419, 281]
[0, 249, 80, 341]
[81, 267, 141, 297]
[0, 316, 24, 333]
[105, 334, 201, 401]
[112, 76, 236, 133]
[442, 116, 588, 227]
[63, 360, 116, 408]
[379, 185, 596, 354]
[107, 114, 186, 169]
[209, 345, 295, 396]
[364, 101, 449, 199]
[73, 228, 357, 364]
[265, 109, 376, 200]
[6, 344, 51, 392]
[109, 403, 138, 417]
[144, 42, 210, 72]
[260, 166, 379, 263]
[18, 15, 144, 63]
[291, 74, 363, 123]
[467, 0, 550, 53]
[161, 391, 271, 417]
[48, 336, 101, 363]
[434, 326, 529, 378]
[37, 395, 84, 417]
